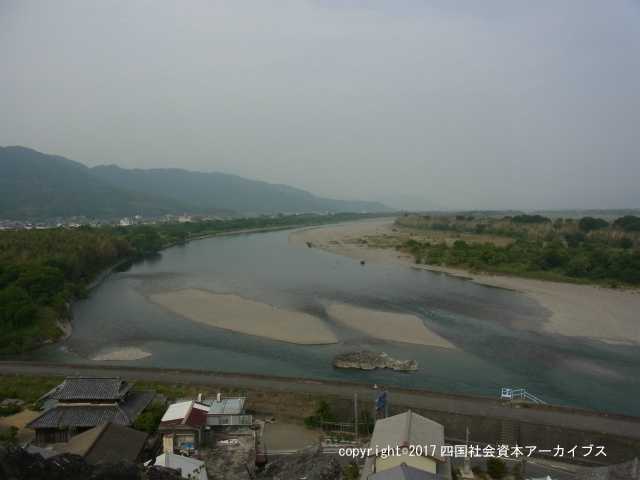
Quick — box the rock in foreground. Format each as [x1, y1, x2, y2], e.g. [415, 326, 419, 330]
[256, 444, 347, 480]
[332, 351, 418, 371]
[0, 441, 182, 480]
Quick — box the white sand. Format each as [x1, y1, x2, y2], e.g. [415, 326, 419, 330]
[471, 275, 640, 346]
[328, 305, 457, 349]
[148, 289, 339, 345]
[91, 347, 152, 361]
[292, 221, 640, 346]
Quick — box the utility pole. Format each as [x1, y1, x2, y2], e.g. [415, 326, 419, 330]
[354, 393, 358, 447]
[462, 427, 473, 479]
[373, 384, 378, 427]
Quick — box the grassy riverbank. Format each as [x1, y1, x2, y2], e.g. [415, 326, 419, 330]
[394, 214, 640, 286]
[0, 374, 321, 423]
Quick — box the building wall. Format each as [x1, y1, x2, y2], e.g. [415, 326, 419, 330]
[159, 426, 201, 447]
[35, 427, 83, 446]
[207, 414, 252, 426]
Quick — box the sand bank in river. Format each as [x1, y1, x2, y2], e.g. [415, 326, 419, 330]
[91, 347, 152, 361]
[328, 305, 457, 348]
[148, 289, 458, 347]
[148, 289, 339, 345]
[291, 221, 640, 346]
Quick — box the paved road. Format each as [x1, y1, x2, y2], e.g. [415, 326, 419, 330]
[2, 361, 638, 439]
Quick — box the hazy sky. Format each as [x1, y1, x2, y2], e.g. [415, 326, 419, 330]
[1, 1, 638, 210]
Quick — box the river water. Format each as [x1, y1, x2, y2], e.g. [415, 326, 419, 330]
[17, 224, 640, 415]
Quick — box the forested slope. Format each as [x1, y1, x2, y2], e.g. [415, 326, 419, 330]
[0, 229, 131, 353]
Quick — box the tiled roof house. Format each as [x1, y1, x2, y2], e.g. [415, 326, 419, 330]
[26, 377, 153, 446]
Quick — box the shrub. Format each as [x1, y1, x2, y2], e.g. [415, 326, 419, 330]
[0, 403, 22, 416]
[133, 402, 168, 434]
[1, 426, 18, 445]
[486, 457, 507, 478]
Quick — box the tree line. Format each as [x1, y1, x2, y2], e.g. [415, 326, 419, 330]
[0, 229, 131, 354]
[394, 214, 640, 285]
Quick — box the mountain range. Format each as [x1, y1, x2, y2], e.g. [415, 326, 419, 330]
[0, 146, 392, 220]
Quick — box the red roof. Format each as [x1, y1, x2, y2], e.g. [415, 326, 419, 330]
[161, 401, 208, 426]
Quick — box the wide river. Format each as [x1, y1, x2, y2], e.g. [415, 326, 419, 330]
[18, 224, 640, 416]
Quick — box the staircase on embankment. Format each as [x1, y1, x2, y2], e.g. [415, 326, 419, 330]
[496, 418, 519, 447]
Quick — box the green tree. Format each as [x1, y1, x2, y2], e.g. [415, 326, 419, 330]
[513, 461, 523, 478]
[346, 461, 360, 480]
[620, 237, 633, 249]
[133, 402, 168, 434]
[1, 426, 19, 445]
[614, 215, 640, 231]
[578, 216, 608, 232]
[486, 457, 507, 478]
[304, 399, 338, 429]
[451, 466, 461, 480]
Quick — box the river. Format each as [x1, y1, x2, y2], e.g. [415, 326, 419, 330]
[15, 224, 640, 416]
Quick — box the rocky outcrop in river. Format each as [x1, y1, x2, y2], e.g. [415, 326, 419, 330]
[332, 351, 418, 371]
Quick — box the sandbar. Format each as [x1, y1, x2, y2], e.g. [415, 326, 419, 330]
[328, 305, 457, 348]
[292, 221, 640, 346]
[92, 347, 152, 361]
[148, 289, 338, 345]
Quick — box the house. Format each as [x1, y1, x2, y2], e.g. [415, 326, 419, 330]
[204, 393, 252, 427]
[56, 421, 148, 464]
[368, 462, 449, 480]
[362, 410, 446, 479]
[146, 452, 208, 480]
[574, 457, 639, 480]
[158, 400, 209, 451]
[26, 377, 154, 445]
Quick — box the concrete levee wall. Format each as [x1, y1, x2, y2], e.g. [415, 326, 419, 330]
[515, 421, 640, 465]
[326, 397, 640, 467]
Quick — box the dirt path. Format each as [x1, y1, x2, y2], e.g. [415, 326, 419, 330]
[0, 409, 38, 444]
[260, 423, 323, 451]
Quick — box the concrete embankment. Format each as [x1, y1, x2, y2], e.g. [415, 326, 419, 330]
[1, 361, 638, 465]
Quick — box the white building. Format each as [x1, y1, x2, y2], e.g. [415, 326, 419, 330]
[146, 453, 207, 480]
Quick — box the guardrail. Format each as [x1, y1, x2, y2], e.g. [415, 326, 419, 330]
[501, 388, 547, 404]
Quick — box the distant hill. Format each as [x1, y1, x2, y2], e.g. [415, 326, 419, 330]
[0, 146, 392, 220]
[374, 194, 448, 212]
[89, 165, 391, 215]
[0, 146, 229, 220]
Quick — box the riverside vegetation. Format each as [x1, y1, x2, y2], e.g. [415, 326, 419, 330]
[394, 214, 640, 286]
[0, 212, 380, 354]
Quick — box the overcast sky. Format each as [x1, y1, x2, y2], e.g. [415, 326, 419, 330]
[1, 1, 638, 210]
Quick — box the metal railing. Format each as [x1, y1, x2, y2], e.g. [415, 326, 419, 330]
[501, 388, 546, 404]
